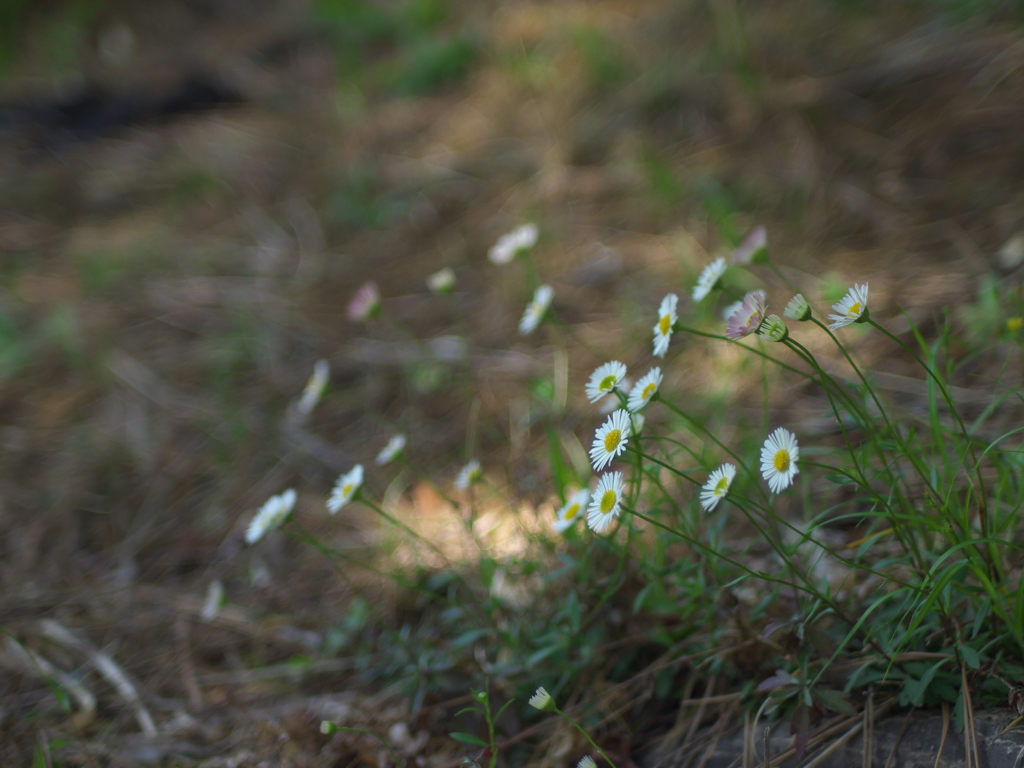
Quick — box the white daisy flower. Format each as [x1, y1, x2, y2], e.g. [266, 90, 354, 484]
[590, 409, 631, 471]
[692, 257, 727, 302]
[455, 459, 482, 490]
[375, 434, 406, 466]
[627, 367, 662, 412]
[700, 463, 737, 512]
[828, 283, 869, 330]
[653, 293, 678, 358]
[578, 758, 597, 768]
[598, 377, 631, 415]
[725, 290, 767, 340]
[426, 267, 456, 293]
[245, 488, 297, 544]
[529, 686, 556, 711]
[757, 314, 789, 342]
[587, 471, 625, 533]
[328, 465, 364, 513]
[296, 359, 329, 416]
[783, 293, 811, 322]
[586, 361, 627, 403]
[519, 284, 554, 335]
[760, 428, 799, 493]
[721, 300, 743, 322]
[488, 223, 539, 264]
[554, 490, 590, 534]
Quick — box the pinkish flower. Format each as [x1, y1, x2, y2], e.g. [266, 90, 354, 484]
[731, 227, 768, 265]
[725, 290, 767, 340]
[347, 281, 381, 322]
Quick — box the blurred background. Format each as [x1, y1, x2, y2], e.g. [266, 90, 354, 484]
[2, 0, 1024, 764]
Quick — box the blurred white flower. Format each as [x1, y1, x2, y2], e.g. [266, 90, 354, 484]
[489, 224, 538, 264]
[296, 359, 329, 416]
[426, 267, 456, 293]
[519, 284, 554, 335]
[553, 490, 590, 534]
[700, 463, 736, 512]
[375, 434, 406, 466]
[627, 367, 662, 412]
[653, 293, 678, 358]
[692, 257, 727, 302]
[328, 465, 363, 513]
[455, 459, 482, 490]
[586, 361, 627, 403]
[245, 489, 296, 544]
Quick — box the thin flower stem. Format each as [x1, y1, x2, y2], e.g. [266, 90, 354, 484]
[554, 709, 618, 768]
[766, 261, 799, 294]
[868, 319, 996, 575]
[720, 285, 743, 302]
[676, 324, 810, 379]
[810, 317, 938, 569]
[356, 493, 489, 614]
[285, 524, 436, 612]
[627, 445, 701, 484]
[727, 497, 893, 663]
[784, 336, 927, 571]
[628, 508, 832, 601]
[657, 398, 770, 504]
[358, 492, 453, 565]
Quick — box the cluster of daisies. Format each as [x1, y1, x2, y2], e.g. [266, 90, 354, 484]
[250, 221, 872, 554]
[558, 242, 872, 537]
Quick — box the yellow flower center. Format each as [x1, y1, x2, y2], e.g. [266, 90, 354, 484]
[600, 490, 617, 514]
[642, 383, 657, 400]
[600, 375, 617, 392]
[847, 301, 861, 317]
[658, 315, 671, 335]
[343, 483, 354, 495]
[773, 450, 790, 473]
[565, 503, 580, 520]
[714, 477, 729, 494]
[604, 429, 622, 453]
[1008, 317, 1023, 332]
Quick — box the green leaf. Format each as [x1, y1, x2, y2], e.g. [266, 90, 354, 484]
[450, 732, 488, 747]
[959, 644, 981, 670]
[813, 687, 856, 715]
[823, 474, 851, 485]
[545, 425, 572, 501]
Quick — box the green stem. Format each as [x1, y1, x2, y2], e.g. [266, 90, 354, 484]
[555, 708, 618, 768]
[657, 398, 770, 504]
[868, 319, 997, 578]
